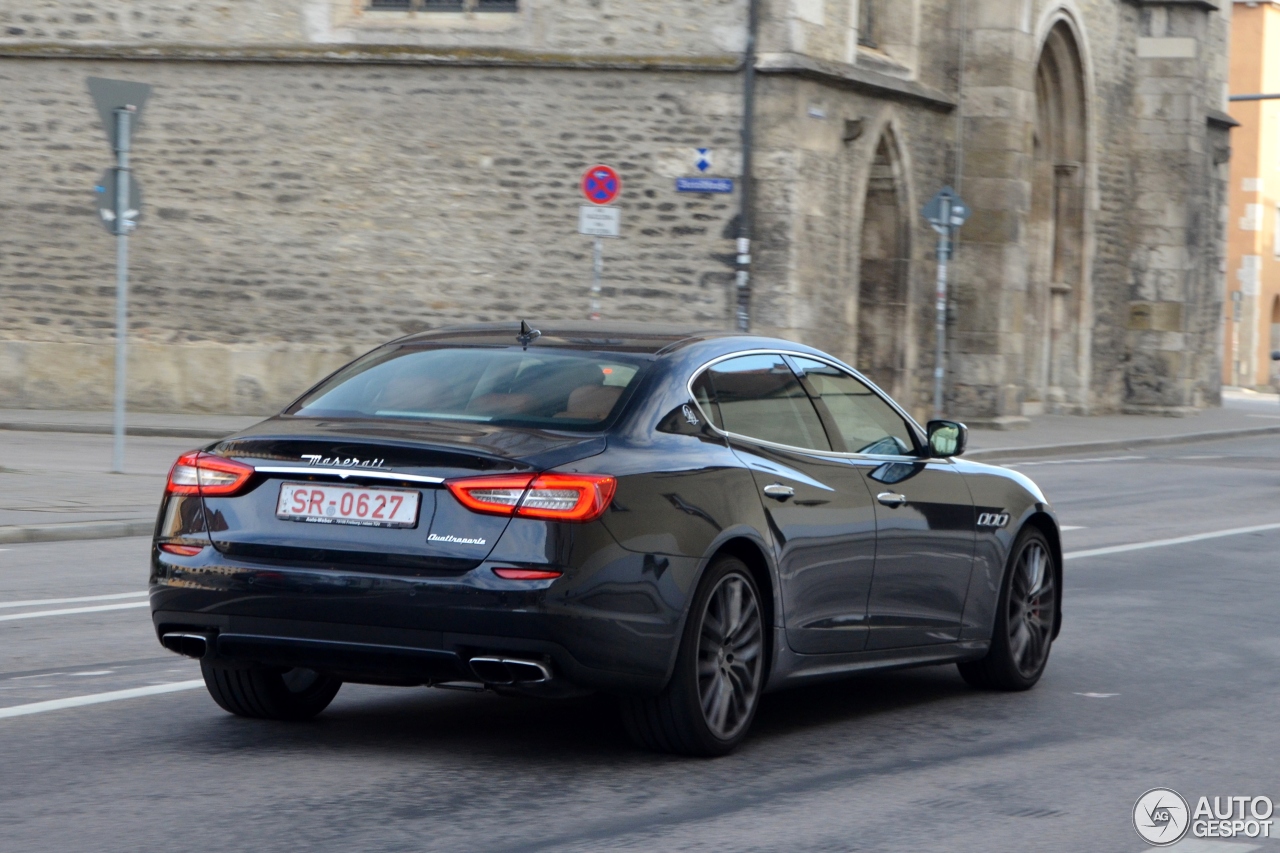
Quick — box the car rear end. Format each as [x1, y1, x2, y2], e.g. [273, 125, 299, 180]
[149, 337, 678, 695]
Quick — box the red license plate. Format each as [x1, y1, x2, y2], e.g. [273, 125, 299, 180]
[276, 482, 420, 528]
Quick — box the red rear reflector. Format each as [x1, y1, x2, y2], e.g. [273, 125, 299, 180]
[445, 473, 616, 523]
[166, 451, 255, 497]
[159, 543, 204, 556]
[493, 568, 563, 581]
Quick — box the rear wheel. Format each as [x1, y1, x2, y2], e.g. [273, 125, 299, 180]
[201, 660, 341, 720]
[620, 556, 765, 756]
[958, 527, 1058, 691]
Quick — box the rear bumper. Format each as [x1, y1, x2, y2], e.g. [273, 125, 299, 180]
[150, 547, 694, 694]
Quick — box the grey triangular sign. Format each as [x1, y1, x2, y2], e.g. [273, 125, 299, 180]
[86, 77, 152, 147]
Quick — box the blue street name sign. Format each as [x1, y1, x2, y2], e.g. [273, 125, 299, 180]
[676, 177, 735, 194]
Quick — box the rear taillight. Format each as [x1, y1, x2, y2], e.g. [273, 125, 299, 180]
[446, 473, 617, 523]
[166, 451, 255, 497]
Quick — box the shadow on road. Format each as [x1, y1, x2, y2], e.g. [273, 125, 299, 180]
[186, 664, 977, 761]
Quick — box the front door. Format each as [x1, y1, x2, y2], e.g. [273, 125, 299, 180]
[696, 354, 879, 654]
[788, 357, 976, 650]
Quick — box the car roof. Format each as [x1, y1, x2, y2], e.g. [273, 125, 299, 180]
[393, 321, 746, 355]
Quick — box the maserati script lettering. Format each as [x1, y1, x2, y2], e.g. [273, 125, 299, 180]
[301, 454, 386, 469]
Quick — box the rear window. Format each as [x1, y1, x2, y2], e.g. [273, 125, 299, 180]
[287, 346, 647, 431]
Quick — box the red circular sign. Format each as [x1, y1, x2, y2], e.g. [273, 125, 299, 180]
[582, 165, 622, 205]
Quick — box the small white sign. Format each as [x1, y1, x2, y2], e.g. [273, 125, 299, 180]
[579, 205, 620, 237]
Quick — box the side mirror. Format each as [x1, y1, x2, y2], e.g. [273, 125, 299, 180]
[926, 420, 968, 458]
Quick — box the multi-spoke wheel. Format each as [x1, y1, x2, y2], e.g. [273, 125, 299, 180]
[958, 527, 1059, 691]
[620, 556, 766, 755]
[696, 572, 764, 741]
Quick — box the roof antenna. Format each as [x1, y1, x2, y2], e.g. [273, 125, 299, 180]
[517, 320, 541, 350]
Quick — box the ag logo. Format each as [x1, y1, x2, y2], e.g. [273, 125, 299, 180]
[1134, 788, 1190, 846]
[977, 512, 1010, 528]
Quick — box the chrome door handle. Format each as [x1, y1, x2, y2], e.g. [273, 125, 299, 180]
[877, 492, 908, 508]
[763, 484, 795, 501]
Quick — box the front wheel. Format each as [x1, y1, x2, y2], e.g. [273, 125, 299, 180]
[620, 556, 766, 756]
[958, 526, 1058, 691]
[201, 660, 341, 720]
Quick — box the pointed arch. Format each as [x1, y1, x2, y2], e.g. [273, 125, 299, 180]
[1025, 12, 1093, 411]
[852, 119, 914, 397]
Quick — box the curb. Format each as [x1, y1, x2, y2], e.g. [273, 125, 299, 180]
[0, 520, 154, 545]
[965, 424, 1280, 462]
[0, 421, 238, 440]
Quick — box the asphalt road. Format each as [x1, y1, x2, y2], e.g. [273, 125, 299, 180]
[2, 436, 1280, 852]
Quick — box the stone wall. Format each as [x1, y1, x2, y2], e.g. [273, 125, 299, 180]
[0, 59, 745, 413]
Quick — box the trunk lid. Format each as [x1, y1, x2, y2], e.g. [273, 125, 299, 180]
[199, 416, 606, 575]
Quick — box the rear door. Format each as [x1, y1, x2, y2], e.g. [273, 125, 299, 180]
[698, 354, 879, 654]
[789, 357, 976, 649]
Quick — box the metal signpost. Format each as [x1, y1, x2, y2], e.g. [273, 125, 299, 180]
[87, 77, 151, 474]
[580, 165, 622, 321]
[921, 186, 970, 419]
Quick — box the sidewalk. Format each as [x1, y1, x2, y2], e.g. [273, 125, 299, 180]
[965, 388, 1280, 460]
[1, 392, 1278, 544]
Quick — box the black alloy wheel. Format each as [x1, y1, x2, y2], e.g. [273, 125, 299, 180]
[958, 527, 1058, 691]
[621, 556, 766, 756]
[201, 660, 342, 720]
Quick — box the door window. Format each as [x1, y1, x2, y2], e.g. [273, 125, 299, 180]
[701, 354, 830, 451]
[791, 357, 917, 456]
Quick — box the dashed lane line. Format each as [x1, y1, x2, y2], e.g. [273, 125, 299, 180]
[0, 591, 147, 610]
[0, 680, 204, 720]
[1065, 522, 1280, 561]
[0, 601, 149, 623]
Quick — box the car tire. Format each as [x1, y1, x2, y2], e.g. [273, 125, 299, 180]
[201, 660, 342, 721]
[620, 555, 766, 756]
[958, 526, 1058, 691]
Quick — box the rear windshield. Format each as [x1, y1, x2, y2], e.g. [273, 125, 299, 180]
[287, 346, 649, 431]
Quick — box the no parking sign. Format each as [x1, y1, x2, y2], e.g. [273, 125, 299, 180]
[582, 165, 621, 205]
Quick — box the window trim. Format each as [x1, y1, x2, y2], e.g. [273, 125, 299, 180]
[685, 349, 932, 462]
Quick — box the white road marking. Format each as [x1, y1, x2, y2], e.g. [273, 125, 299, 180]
[1008, 455, 1145, 467]
[1246, 413, 1280, 420]
[70, 671, 116, 677]
[1073, 692, 1119, 698]
[0, 680, 204, 720]
[1065, 522, 1280, 561]
[0, 601, 149, 623]
[0, 591, 147, 610]
[1060, 526, 1085, 531]
[1177, 455, 1225, 460]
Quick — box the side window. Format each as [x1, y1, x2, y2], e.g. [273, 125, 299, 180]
[791, 357, 917, 456]
[703, 354, 831, 451]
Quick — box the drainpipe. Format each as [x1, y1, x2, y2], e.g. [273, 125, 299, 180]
[736, 0, 761, 332]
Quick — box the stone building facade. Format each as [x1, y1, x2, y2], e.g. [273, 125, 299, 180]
[0, 0, 1233, 420]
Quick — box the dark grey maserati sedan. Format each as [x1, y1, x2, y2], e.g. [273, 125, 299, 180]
[151, 323, 1061, 755]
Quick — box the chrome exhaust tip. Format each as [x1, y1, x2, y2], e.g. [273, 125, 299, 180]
[468, 656, 552, 685]
[161, 632, 210, 659]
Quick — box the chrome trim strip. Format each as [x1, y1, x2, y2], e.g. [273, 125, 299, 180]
[253, 466, 445, 485]
[684, 348, 937, 463]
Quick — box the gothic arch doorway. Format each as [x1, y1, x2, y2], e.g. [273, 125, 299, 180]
[1027, 21, 1088, 410]
[856, 129, 911, 397]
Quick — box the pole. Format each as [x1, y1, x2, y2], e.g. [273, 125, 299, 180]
[933, 214, 952, 420]
[590, 236, 602, 321]
[735, 0, 761, 332]
[111, 107, 132, 473]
